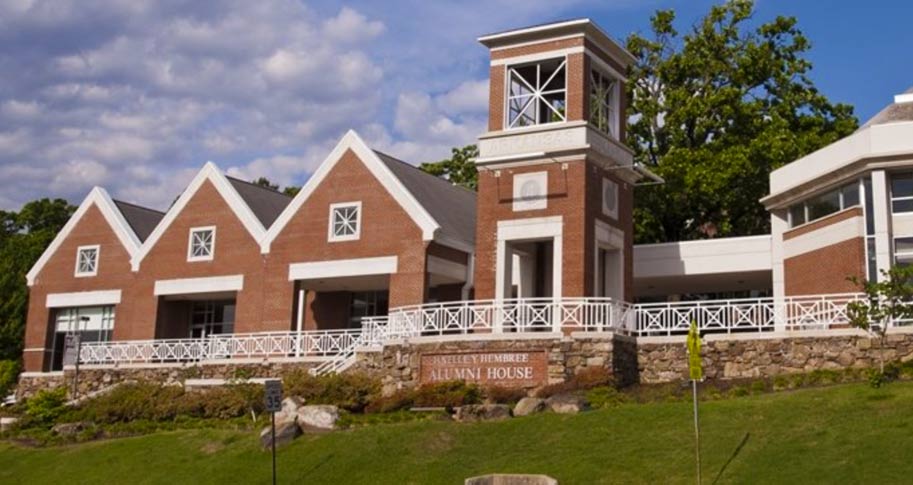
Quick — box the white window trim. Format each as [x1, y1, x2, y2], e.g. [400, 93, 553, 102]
[74, 244, 100, 277]
[504, 56, 568, 131]
[328, 201, 362, 242]
[187, 226, 216, 262]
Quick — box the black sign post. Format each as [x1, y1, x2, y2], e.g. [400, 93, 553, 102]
[264, 379, 283, 485]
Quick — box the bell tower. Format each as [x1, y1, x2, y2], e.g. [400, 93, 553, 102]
[472, 19, 646, 303]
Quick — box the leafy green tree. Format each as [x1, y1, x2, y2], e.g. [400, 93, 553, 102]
[419, 144, 479, 191]
[252, 177, 279, 191]
[282, 186, 300, 197]
[847, 266, 913, 376]
[626, 0, 858, 243]
[0, 198, 75, 360]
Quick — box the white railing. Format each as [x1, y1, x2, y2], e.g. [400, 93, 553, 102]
[74, 294, 868, 371]
[78, 328, 363, 365]
[634, 293, 866, 336]
[383, 298, 635, 337]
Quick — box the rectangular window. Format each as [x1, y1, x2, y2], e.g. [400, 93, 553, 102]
[50, 306, 115, 371]
[807, 190, 840, 221]
[891, 173, 913, 213]
[788, 180, 862, 228]
[506, 58, 567, 129]
[189, 300, 235, 338]
[589, 68, 619, 138]
[187, 227, 215, 262]
[74, 245, 99, 277]
[328, 202, 362, 242]
[349, 291, 389, 328]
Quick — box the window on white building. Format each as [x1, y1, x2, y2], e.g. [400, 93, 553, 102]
[328, 202, 361, 241]
[891, 173, 913, 213]
[74, 245, 99, 277]
[589, 68, 619, 138]
[506, 58, 567, 129]
[187, 227, 215, 261]
[787, 181, 861, 228]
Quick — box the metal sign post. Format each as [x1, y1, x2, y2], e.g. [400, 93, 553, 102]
[264, 379, 283, 485]
[687, 321, 703, 485]
[63, 333, 82, 398]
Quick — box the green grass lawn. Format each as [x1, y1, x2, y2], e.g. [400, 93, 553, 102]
[2, 381, 912, 484]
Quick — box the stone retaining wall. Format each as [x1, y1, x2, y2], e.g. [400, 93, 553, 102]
[16, 360, 321, 400]
[637, 332, 913, 383]
[351, 334, 629, 396]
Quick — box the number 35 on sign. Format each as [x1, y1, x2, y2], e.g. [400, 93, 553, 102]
[264, 380, 283, 412]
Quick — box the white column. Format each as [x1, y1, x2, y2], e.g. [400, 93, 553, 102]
[295, 287, 305, 357]
[770, 209, 788, 331]
[872, 170, 892, 281]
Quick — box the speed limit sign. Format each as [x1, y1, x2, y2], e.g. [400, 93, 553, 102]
[264, 380, 283, 412]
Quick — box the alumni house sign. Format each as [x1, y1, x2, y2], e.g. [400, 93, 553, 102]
[419, 350, 548, 387]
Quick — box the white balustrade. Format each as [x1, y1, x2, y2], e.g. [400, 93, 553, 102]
[74, 294, 866, 371]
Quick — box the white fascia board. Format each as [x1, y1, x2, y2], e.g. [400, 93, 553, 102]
[478, 19, 591, 43]
[766, 122, 913, 204]
[633, 235, 773, 278]
[26, 187, 141, 286]
[427, 256, 467, 281]
[261, 130, 440, 253]
[154, 274, 245, 296]
[288, 256, 398, 281]
[46, 289, 122, 308]
[132, 162, 266, 271]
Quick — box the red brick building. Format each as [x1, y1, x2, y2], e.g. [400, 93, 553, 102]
[21, 19, 913, 375]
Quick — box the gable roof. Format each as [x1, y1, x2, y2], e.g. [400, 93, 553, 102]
[131, 162, 269, 271]
[113, 200, 164, 242]
[262, 130, 474, 254]
[373, 150, 476, 245]
[26, 187, 143, 286]
[226, 177, 293, 228]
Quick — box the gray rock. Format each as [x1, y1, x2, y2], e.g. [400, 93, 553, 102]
[259, 419, 301, 448]
[296, 405, 339, 431]
[546, 393, 588, 414]
[51, 421, 93, 437]
[0, 417, 19, 433]
[512, 397, 546, 417]
[276, 396, 305, 423]
[454, 404, 512, 422]
[465, 474, 558, 485]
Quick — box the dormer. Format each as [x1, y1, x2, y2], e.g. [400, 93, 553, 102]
[476, 19, 636, 173]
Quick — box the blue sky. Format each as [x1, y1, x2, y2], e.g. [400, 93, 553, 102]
[0, 0, 909, 210]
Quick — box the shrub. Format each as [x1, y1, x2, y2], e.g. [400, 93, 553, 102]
[750, 380, 767, 394]
[483, 385, 527, 405]
[283, 370, 379, 412]
[535, 367, 614, 398]
[0, 360, 20, 397]
[586, 386, 627, 409]
[24, 388, 68, 426]
[412, 381, 482, 409]
[729, 385, 750, 397]
[364, 388, 415, 414]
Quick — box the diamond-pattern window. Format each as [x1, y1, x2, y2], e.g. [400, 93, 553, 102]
[329, 203, 361, 241]
[75, 246, 99, 276]
[188, 227, 215, 261]
[589, 68, 618, 138]
[506, 58, 567, 129]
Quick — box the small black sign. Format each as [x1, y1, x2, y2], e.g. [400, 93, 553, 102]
[62, 333, 81, 366]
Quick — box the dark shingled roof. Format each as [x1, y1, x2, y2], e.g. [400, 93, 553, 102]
[113, 200, 165, 242]
[226, 177, 293, 228]
[860, 86, 913, 130]
[373, 150, 477, 245]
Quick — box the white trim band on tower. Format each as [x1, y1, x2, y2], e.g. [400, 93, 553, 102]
[46, 290, 122, 308]
[288, 256, 399, 281]
[154, 275, 244, 296]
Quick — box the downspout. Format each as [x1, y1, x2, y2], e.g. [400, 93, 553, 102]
[461, 253, 475, 300]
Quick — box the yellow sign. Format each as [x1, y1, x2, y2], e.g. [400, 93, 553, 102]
[687, 321, 702, 381]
